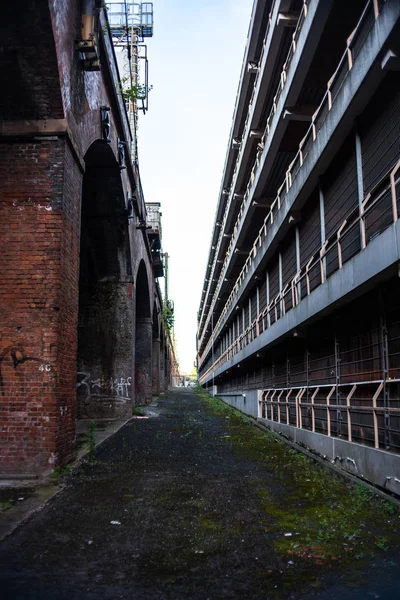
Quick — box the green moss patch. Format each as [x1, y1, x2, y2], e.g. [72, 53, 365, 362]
[198, 389, 399, 566]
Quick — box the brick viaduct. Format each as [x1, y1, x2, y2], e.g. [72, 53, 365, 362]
[0, 1, 172, 475]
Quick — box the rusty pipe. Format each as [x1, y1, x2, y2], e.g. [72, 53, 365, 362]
[82, 0, 95, 40]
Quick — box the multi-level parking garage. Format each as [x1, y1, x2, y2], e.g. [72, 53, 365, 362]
[197, 0, 400, 494]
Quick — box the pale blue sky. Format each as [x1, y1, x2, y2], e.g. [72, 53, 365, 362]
[139, 0, 254, 372]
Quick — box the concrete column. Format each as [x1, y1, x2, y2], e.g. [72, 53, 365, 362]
[135, 317, 153, 405]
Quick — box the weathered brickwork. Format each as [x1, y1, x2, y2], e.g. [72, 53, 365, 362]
[0, 1, 170, 475]
[0, 138, 70, 472]
[0, 3, 64, 121]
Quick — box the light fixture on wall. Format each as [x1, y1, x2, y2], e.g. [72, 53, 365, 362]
[100, 106, 111, 143]
[117, 139, 127, 170]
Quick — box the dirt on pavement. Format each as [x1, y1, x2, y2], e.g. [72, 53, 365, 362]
[0, 387, 399, 599]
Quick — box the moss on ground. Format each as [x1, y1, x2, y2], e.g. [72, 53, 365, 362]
[197, 388, 399, 566]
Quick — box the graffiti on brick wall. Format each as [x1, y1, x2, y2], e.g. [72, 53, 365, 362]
[77, 372, 132, 404]
[0, 346, 52, 397]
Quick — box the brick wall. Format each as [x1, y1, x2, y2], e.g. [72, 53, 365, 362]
[0, 3, 63, 121]
[0, 0, 170, 474]
[0, 138, 81, 473]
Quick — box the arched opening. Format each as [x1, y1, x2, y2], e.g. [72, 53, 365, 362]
[77, 140, 133, 419]
[135, 260, 152, 405]
[152, 302, 161, 395]
[159, 325, 166, 392]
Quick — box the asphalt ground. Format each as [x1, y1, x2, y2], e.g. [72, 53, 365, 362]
[0, 388, 399, 599]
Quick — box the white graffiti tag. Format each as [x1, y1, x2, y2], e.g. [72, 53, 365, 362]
[90, 376, 132, 398]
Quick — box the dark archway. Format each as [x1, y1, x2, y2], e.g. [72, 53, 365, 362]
[77, 140, 133, 419]
[159, 325, 166, 392]
[135, 260, 152, 405]
[152, 301, 161, 395]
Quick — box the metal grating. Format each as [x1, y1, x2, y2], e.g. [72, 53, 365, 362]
[360, 73, 400, 195]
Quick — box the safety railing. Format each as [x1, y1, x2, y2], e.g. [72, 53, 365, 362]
[198, 0, 310, 337]
[199, 161, 400, 377]
[258, 378, 400, 453]
[198, 0, 384, 358]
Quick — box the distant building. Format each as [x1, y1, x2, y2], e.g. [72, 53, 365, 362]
[197, 0, 400, 494]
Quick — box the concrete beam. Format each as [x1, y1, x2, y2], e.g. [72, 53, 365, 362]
[277, 11, 300, 28]
[208, 2, 400, 352]
[283, 106, 317, 122]
[381, 49, 400, 71]
[204, 221, 400, 381]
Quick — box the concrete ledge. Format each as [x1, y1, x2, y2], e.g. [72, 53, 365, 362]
[201, 220, 400, 384]
[216, 390, 259, 417]
[211, 390, 400, 502]
[258, 417, 400, 496]
[199, 2, 400, 371]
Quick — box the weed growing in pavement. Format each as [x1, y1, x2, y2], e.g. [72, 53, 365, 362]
[0, 501, 12, 511]
[382, 499, 397, 514]
[87, 419, 96, 463]
[195, 387, 400, 567]
[51, 465, 73, 484]
[375, 536, 389, 550]
[133, 406, 146, 416]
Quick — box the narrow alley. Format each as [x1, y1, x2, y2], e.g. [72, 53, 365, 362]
[0, 388, 399, 599]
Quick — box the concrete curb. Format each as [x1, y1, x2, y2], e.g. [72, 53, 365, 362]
[248, 413, 400, 507]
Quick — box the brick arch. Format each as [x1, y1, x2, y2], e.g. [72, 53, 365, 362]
[79, 109, 122, 161]
[77, 139, 133, 420]
[135, 260, 153, 405]
[153, 301, 160, 337]
[135, 260, 151, 319]
[151, 300, 162, 395]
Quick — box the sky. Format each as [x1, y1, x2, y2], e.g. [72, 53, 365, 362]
[138, 0, 254, 373]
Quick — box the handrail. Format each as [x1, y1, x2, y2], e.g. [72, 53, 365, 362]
[198, 0, 383, 360]
[198, 0, 311, 342]
[199, 160, 399, 377]
[197, 1, 279, 331]
[257, 377, 400, 452]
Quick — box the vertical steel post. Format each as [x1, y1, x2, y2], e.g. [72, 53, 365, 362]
[335, 333, 342, 437]
[295, 226, 301, 301]
[355, 128, 365, 245]
[278, 252, 283, 317]
[212, 311, 215, 396]
[319, 185, 326, 282]
[379, 290, 390, 449]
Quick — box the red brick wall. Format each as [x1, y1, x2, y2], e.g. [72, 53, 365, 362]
[0, 138, 81, 473]
[0, 3, 63, 121]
